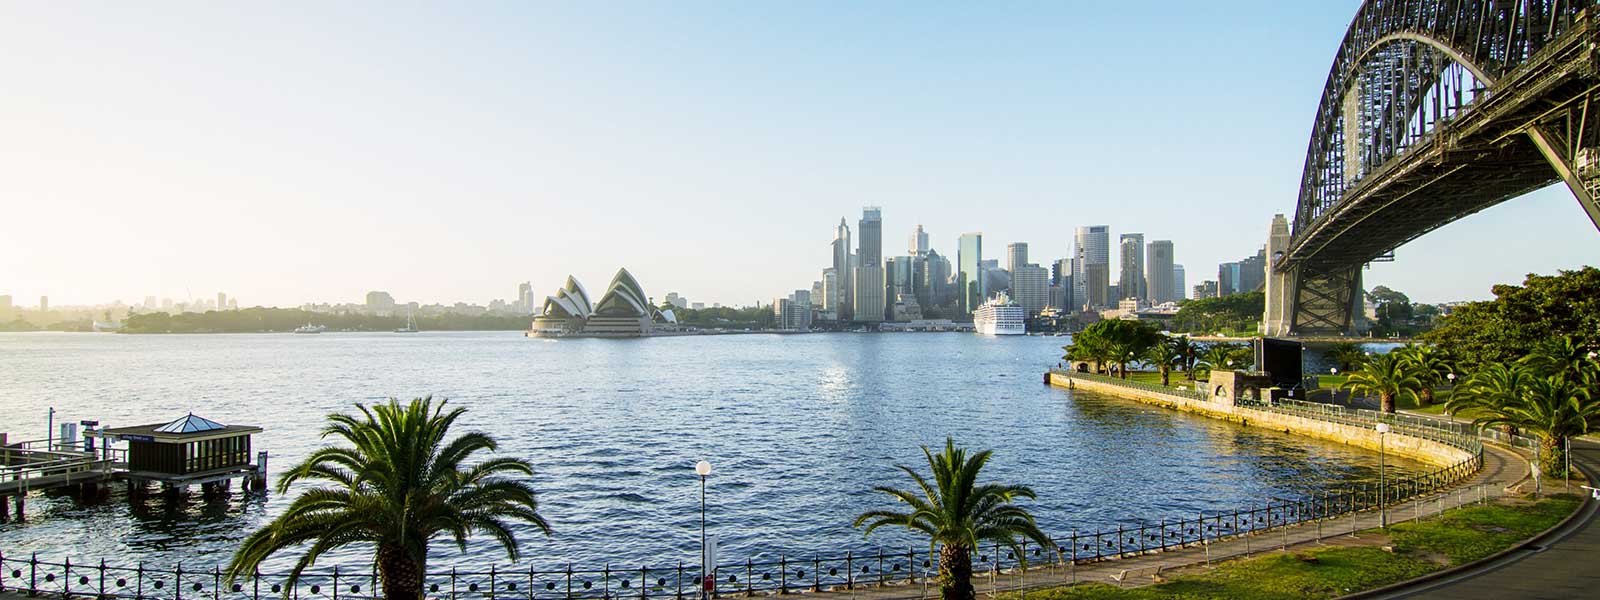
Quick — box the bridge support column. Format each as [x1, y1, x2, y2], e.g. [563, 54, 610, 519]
[0, 495, 9, 522]
[1525, 126, 1600, 232]
[1284, 266, 1366, 337]
[1263, 214, 1294, 336]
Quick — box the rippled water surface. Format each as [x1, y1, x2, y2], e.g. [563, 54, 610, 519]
[0, 332, 1423, 570]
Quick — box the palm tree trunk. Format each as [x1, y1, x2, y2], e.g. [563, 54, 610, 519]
[938, 544, 974, 600]
[1380, 391, 1395, 414]
[377, 543, 423, 600]
[1160, 367, 1170, 386]
[1119, 361, 1129, 379]
[1418, 387, 1434, 407]
[1537, 436, 1566, 479]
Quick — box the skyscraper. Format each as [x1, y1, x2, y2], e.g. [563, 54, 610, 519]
[957, 233, 983, 314]
[1006, 242, 1028, 274]
[1011, 264, 1049, 316]
[1073, 226, 1109, 309]
[39, 296, 48, 312]
[1118, 233, 1146, 301]
[853, 207, 886, 322]
[909, 224, 929, 256]
[832, 218, 853, 320]
[1146, 240, 1175, 303]
[518, 281, 534, 313]
[887, 256, 915, 296]
[217, 292, 228, 311]
[1173, 265, 1187, 301]
[1238, 247, 1267, 294]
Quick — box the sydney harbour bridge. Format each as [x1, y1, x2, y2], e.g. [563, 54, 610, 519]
[1263, 0, 1600, 336]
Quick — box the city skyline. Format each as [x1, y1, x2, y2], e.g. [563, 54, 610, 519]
[3, 2, 1598, 308]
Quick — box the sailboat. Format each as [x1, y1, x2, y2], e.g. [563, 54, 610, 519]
[395, 308, 419, 333]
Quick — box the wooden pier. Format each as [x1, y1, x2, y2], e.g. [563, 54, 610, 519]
[1, 413, 266, 522]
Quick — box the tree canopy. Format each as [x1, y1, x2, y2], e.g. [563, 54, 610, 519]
[1422, 267, 1600, 369]
[1170, 291, 1263, 334]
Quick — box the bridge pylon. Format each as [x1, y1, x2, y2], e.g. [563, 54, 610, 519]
[1264, 213, 1366, 338]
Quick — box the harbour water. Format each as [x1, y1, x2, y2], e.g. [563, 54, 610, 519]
[0, 332, 1424, 571]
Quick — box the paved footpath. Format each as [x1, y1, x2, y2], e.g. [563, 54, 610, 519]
[1362, 439, 1599, 600]
[828, 443, 1528, 600]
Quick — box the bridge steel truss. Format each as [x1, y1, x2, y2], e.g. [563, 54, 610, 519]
[1271, 0, 1600, 336]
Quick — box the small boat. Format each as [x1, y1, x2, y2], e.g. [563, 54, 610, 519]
[293, 322, 326, 334]
[395, 308, 419, 333]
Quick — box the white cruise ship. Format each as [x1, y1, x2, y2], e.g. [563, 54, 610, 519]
[973, 294, 1026, 336]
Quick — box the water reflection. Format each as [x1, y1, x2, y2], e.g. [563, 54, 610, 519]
[0, 332, 1426, 572]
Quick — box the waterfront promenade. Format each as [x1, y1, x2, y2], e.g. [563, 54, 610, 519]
[1364, 439, 1600, 600]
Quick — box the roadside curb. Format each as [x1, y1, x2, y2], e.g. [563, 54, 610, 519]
[1333, 453, 1597, 600]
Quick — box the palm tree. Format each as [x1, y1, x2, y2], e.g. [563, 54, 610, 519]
[1469, 374, 1599, 478]
[1396, 344, 1451, 406]
[1196, 344, 1243, 380]
[1144, 337, 1184, 386]
[1326, 342, 1367, 373]
[1521, 336, 1597, 380]
[227, 397, 551, 600]
[854, 439, 1050, 600]
[1447, 362, 1534, 436]
[1340, 352, 1422, 413]
[1169, 336, 1199, 381]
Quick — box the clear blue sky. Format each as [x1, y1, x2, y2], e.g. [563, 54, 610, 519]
[3, 1, 1596, 308]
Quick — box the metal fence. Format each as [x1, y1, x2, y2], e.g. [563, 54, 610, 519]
[2, 373, 1497, 600]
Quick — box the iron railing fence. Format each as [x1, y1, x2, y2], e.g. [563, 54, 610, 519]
[0, 373, 1494, 600]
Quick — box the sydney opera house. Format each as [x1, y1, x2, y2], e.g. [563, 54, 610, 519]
[528, 269, 675, 337]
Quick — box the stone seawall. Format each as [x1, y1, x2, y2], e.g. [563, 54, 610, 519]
[1049, 372, 1471, 468]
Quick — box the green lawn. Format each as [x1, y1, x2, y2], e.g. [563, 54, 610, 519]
[1006, 495, 1580, 600]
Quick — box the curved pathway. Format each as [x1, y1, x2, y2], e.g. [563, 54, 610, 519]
[1363, 440, 1599, 600]
[832, 443, 1529, 599]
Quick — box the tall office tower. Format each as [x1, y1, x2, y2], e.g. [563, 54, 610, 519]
[1006, 243, 1029, 273]
[924, 250, 951, 308]
[832, 218, 853, 320]
[1146, 240, 1175, 303]
[1048, 284, 1066, 310]
[40, 296, 48, 312]
[1218, 262, 1242, 296]
[1237, 247, 1267, 294]
[909, 224, 930, 256]
[1118, 233, 1146, 301]
[217, 292, 228, 311]
[1173, 265, 1187, 301]
[887, 256, 914, 296]
[1084, 263, 1110, 308]
[858, 207, 883, 267]
[1195, 281, 1219, 299]
[1073, 226, 1110, 309]
[853, 207, 886, 322]
[810, 280, 825, 311]
[957, 233, 984, 314]
[144, 296, 157, 310]
[820, 268, 839, 313]
[517, 281, 534, 313]
[1012, 264, 1050, 316]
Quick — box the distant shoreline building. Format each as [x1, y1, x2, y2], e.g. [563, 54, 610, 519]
[528, 269, 670, 337]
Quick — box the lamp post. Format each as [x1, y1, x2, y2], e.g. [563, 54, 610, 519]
[1376, 423, 1390, 528]
[1446, 372, 1456, 386]
[695, 460, 712, 597]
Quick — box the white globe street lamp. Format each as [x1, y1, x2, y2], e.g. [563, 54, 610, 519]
[695, 460, 712, 597]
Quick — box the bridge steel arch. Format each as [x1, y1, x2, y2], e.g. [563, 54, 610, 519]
[1265, 0, 1600, 337]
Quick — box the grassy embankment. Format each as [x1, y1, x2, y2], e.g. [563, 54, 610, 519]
[1006, 495, 1580, 600]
